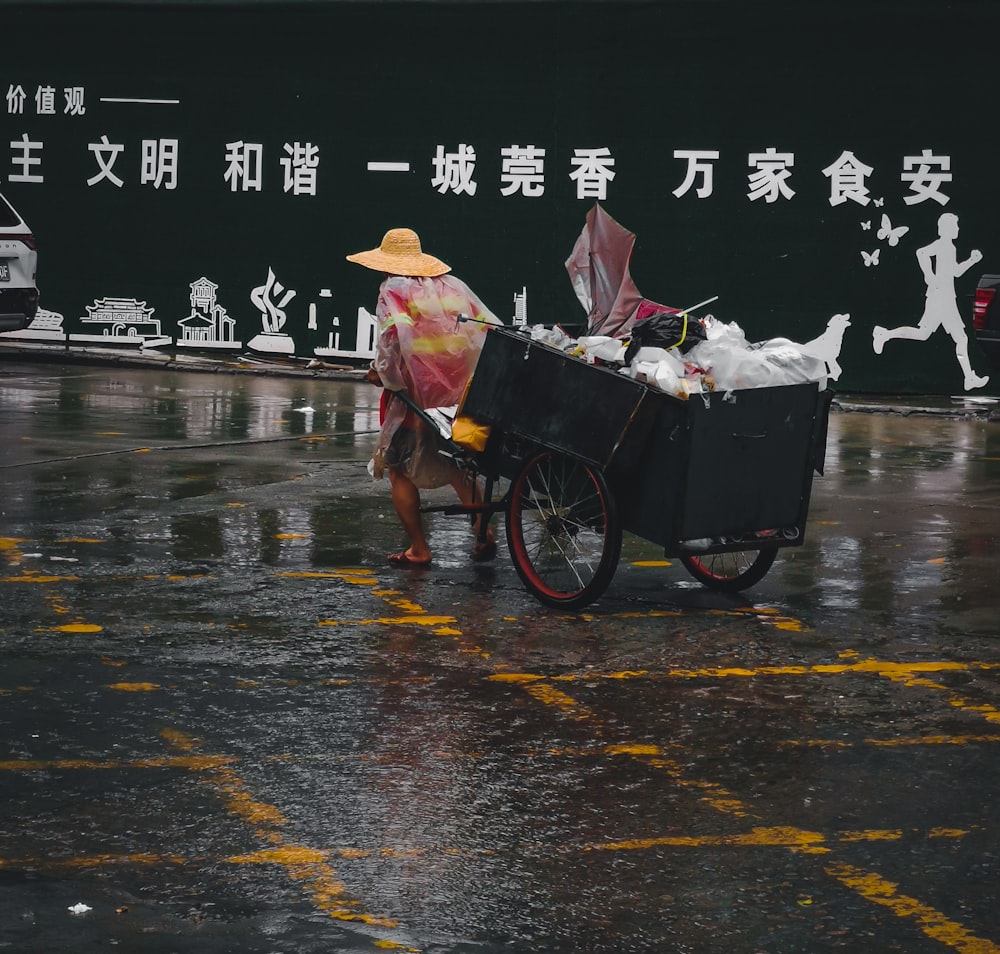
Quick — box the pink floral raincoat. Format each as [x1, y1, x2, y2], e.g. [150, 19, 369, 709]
[372, 275, 499, 488]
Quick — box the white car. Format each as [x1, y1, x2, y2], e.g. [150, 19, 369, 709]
[0, 191, 39, 332]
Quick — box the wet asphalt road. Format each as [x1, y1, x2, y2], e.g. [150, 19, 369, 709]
[1, 360, 999, 954]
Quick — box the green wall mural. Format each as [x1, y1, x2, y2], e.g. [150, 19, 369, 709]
[0, 0, 996, 395]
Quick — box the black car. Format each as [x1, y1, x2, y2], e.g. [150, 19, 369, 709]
[0, 191, 39, 333]
[973, 274, 1000, 368]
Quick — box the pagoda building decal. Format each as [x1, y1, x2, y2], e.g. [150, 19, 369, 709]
[70, 297, 167, 346]
[177, 277, 241, 350]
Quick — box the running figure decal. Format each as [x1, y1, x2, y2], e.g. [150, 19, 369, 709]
[872, 212, 989, 391]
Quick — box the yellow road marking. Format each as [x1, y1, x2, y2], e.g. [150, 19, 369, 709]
[825, 863, 1000, 954]
[2, 574, 82, 583]
[297, 565, 492, 658]
[0, 536, 101, 633]
[283, 568, 448, 627]
[0, 537, 28, 560]
[511, 675, 1000, 950]
[52, 623, 103, 634]
[512, 657, 1000, 683]
[642, 753, 753, 818]
[522, 682, 592, 721]
[0, 825, 970, 869]
[838, 829, 902, 843]
[5, 546, 999, 952]
[278, 569, 375, 581]
[592, 826, 828, 853]
[492, 675, 756, 818]
[0, 852, 186, 869]
[318, 615, 457, 628]
[160, 728, 398, 930]
[0, 756, 235, 771]
[876, 671, 1000, 725]
[781, 733, 1000, 749]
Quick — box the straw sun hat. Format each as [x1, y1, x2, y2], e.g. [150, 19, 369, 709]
[346, 228, 450, 277]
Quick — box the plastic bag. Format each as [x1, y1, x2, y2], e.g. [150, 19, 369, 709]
[686, 335, 827, 390]
[702, 315, 748, 348]
[576, 335, 627, 364]
[750, 339, 828, 387]
[628, 346, 686, 369]
[528, 324, 576, 350]
[628, 359, 683, 394]
[623, 312, 707, 364]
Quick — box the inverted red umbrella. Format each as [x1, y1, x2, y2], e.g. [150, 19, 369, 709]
[564, 202, 676, 338]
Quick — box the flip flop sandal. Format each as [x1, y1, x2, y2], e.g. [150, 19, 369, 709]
[387, 551, 432, 567]
[471, 540, 497, 562]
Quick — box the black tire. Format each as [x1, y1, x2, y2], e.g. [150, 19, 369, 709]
[680, 547, 778, 592]
[505, 451, 621, 609]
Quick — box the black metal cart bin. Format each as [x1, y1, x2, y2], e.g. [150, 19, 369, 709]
[461, 326, 650, 471]
[678, 382, 829, 541]
[608, 381, 832, 592]
[454, 326, 832, 607]
[611, 383, 830, 544]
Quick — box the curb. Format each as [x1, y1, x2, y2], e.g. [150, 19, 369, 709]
[0, 340, 368, 382]
[832, 397, 1000, 422]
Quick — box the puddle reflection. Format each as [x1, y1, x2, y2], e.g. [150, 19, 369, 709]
[3, 365, 999, 639]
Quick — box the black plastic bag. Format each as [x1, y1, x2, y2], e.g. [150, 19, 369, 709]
[623, 312, 707, 364]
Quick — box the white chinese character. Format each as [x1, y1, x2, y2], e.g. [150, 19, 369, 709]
[6, 85, 26, 115]
[63, 87, 86, 116]
[431, 143, 477, 195]
[8, 133, 43, 183]
[141, 139, 179, 190]
[87, 135, 125, 187]
[280, 141, 319, 196]
[224, 141, 263, 192]
[902, 149, 951, 206]
[569, 147, 616, 200]
[34, 85, 56, 115]
[822, 150, 874, 207]
[673, 149, 720, 199]
[747, 148, 795, 202]
[500, 145, 545, 197]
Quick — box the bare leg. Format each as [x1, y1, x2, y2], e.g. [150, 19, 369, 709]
[387, 467, 431, 563]
[450, 471, 496, 557]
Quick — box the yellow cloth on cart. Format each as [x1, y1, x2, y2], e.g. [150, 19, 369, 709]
[451, 415, 491, 453]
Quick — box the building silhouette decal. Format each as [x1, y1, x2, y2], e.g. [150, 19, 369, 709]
[70, 297, 165, 345]
[177, 277, 241, 349]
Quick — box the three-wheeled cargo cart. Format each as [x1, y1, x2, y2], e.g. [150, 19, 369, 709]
[415, 325, 833, 610]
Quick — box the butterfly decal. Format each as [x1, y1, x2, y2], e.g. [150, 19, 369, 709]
[877, 213, 909, 247]
[861, 220, 872, 231]
[862, 249, 881, 267]
[873, 197, 885, 207]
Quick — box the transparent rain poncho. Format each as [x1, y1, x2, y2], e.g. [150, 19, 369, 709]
[372, 275, 500, 487]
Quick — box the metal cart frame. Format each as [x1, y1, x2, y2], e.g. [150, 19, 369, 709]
[406, 325, 832, 610]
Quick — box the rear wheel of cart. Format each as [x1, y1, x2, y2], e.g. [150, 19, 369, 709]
[680, 547, 777, 592]
[506, 451, 621, 609]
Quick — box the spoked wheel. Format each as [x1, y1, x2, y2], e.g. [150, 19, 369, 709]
[680, 547, 778, 592]
[506, 450, 621, 609]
